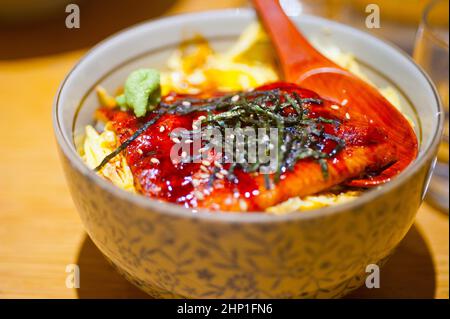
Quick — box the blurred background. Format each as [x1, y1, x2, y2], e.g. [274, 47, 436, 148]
[0, 0, 448, 298]
[0, 0, 447, 58]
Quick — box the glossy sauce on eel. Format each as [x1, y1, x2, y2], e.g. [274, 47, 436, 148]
[95, 82, 417, 212]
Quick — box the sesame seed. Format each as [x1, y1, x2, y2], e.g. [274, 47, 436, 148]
[231, 95, 240, 102]
[159, 126, 165, 132]
[150, 158, 160, 164]
[239, 200, 248, 211]
[198, 173, 209, 179]
[182, 101, 191, 107]
[342, 99, 348, 106]
[137, 149, 143, 155]
[331, 104, 340, 110]
[166, 96, 174, 102]
[345, 112, 351, 120]
[215, 173, 224, 179]
[201, 160, 211, 166]
[194, 191, 205, 200]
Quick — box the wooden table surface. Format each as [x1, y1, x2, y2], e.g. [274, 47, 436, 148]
[0, 0, 448, 299]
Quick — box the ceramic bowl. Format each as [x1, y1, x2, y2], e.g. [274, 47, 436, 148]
[53, 9, 444, 298]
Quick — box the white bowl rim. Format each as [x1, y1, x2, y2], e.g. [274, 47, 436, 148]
[53, 8, 445, 223]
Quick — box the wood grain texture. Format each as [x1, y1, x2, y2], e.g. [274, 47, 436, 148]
[0, 0, 447, 299]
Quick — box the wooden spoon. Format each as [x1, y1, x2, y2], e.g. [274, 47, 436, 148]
[252, 0, 417, 187]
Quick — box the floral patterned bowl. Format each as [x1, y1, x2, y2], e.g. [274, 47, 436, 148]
[53, 9, 444, 298]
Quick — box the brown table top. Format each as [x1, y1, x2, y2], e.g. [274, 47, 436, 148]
[0, 0, 447, 299]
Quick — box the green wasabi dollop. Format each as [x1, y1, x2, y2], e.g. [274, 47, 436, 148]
[116, 68, 161, 117]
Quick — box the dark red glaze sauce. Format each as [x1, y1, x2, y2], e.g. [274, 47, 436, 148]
[97, 82, 417, 211]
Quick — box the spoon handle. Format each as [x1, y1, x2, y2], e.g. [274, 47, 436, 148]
[252, 0, 338, 81]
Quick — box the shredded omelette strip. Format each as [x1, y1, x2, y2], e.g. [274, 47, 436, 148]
[82, 124, 136, 193]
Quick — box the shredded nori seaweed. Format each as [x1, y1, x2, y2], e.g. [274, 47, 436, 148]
[95, 89, 345, 186]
